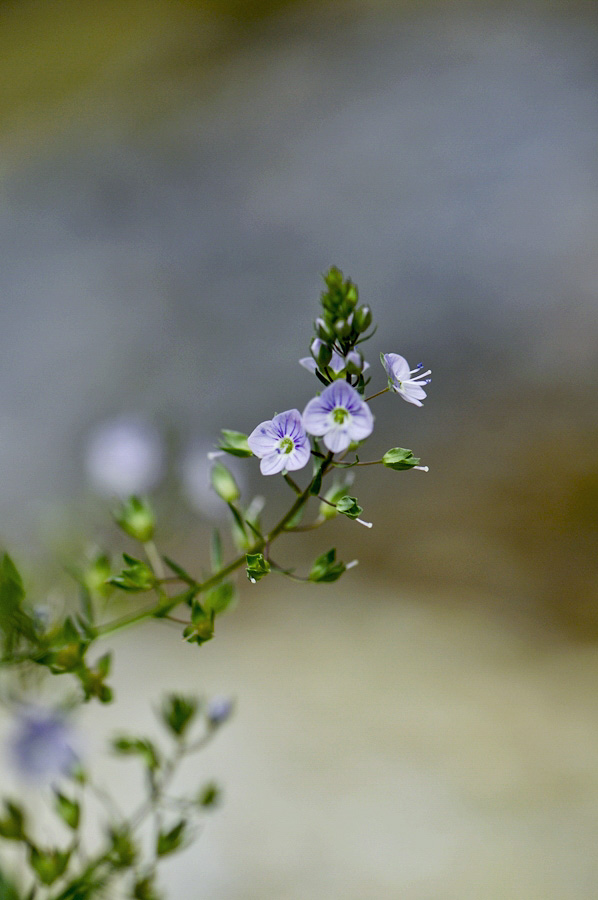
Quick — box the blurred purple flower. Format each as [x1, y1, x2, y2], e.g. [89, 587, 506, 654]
[8, 707, 78, 782]
[302, 382, 373, 453]
[85, 416, 164, 496]
[207, 697, 233, 727]
[247, 409, 310, 476]
[299, 349, 369, 377]
[381, 354, 431, 407]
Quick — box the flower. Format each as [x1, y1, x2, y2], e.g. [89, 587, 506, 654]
[381, 354, 431, 407]
[85, 416, 164, 496]
[207, 697, 233, 727]
[8, 707, 78, 782]
[299, 349, 370, 377]
[247, 409, 311, 476]
[302, 381, 374, 453]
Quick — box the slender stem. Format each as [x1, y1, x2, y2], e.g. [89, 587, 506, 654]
[143, 541, 165, 581]
[331, 458, 382, 468]
[97, 456, 333, 639]
[364, 387, 390, 402]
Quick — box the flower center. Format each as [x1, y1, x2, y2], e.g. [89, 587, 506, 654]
[279, 437, 294, 455]
[332, 407, 349, 425]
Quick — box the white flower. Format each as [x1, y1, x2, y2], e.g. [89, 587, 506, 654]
[381, 354, 431, 407]
[302, 381, 373, 453]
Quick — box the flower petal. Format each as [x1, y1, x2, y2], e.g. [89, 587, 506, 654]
[323, 427, 351, 453]
[383, 353, 410, 383]
[272, 409, 305, 442]
[247, 421, 278, 457]
[260, 452, 287, 475]
[347, 404, 374, 441]
[285, 440, 311, 471]
[302, 396, 332, 435]
[299, 357, 317, 373]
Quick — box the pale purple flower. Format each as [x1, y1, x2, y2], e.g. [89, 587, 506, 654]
[8, 707, 78, 782]
[381, 354, 431, 407]
[302, 382, 374, 453]
[207, 697, 233, 727]
[299, 349, 370, 377]
[85, 416, 164, 496]
[247, 409, 311, 476]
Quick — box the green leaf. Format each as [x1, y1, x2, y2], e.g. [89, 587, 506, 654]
[382, 447, 421, 471]
[0, 553, 36, 652]
[309, 466, 324, 496]
[0, 871, 21, 900]
[335, 495, 363, 519]
[196, 781, 222, 809]
[156, 820, 187, 857]
[245, 553, 270, 583]
[202, 581, 236, 616]
[0, 801, 26, 841]
[160, 695, 198, 738]
[162, 556, 196, 587]
[53, 791, 80, 830]
[29, 846, 71, 886]
[133, 874, 162, 900]
[309, 548, 346, 583]
[218, 429, 252, 458]
[108, 827, 137, 869]
[112, 737, 161, 772]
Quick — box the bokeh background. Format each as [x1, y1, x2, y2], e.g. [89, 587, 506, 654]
[1, 0, 598, 896]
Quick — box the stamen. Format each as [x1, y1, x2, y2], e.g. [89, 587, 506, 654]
[414, 466, 429, 472]
[346, 560, 359, 570]
[356, 517, 373, 529]
[208, 450, 226, 460]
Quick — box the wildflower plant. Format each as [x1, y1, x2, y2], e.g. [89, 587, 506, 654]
[0, 267, 430, 898]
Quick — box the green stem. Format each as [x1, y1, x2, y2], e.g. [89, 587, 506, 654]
[364, 387, 389, 402]
[98, 456, 333, 639]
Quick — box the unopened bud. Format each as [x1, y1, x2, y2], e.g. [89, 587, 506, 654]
[314, 317, 335, 342]
[345, 350, 364, 375]
[310, 338, 332, 368]
[354, 305, 372, 333]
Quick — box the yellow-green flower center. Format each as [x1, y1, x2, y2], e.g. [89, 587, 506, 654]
[279, 437, 294, 454]
[332, 407, 349, 425]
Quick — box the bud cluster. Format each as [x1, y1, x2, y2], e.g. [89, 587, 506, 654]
[310, 267, 373, 389]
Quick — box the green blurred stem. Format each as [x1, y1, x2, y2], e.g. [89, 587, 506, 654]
[97, 455, 333, 639]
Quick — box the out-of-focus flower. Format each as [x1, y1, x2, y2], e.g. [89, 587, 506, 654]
[8, 707, 78, 782]
[206, 697, 233, 727]
[85, 417, 164, 496]
[302, 382, 374, 453]
[299, 349, 370, 378]
[381, 354, 431, 407]
[247, 409, 310, 476]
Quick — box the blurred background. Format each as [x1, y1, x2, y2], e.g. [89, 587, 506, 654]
[1, 0, 597, 896]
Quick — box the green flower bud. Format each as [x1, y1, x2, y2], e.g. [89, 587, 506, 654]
[354, 305, 372, 333]
[314, 317, 335, 342]
[210, 462, 240, 504]
[310, 338, 332, 368]
[345, 350, 364, 375]
[334, 317, 352, 339]
[382, 447, 422, 471]
[113, 496, 155, 543]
